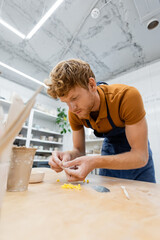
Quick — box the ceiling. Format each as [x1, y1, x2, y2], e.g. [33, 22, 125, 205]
[0, 0, 160, 94]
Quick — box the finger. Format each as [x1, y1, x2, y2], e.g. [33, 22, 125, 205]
[51, 166, 63, 173]
[49, 158, 61, 169]
[53, 151, 63, 161]
[62, 153, 71, 163]
[62, 159, 79, 168]
[67, 175, 80, 182]
[50, 163, 62, 171]
[53, 153, 63, 169]
[64, 167, 80, 178]
[64, 171, 80, 182]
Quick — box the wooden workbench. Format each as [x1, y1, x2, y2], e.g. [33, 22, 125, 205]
[0, 168, 160, 240]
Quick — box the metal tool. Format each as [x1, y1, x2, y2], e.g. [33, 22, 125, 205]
[92, 185, 110, 193]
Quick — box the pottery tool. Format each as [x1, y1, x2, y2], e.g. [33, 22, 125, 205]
[121, 185, 130, 200]
[92, 185, 110, 193]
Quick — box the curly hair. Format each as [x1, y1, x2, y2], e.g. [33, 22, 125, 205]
[44, 59, 95, 99]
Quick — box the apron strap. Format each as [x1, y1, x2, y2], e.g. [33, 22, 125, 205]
[85, 82, 116, 129]
[99, 86, 116, 129]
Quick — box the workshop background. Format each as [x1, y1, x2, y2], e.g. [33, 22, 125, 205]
[0, 0, 160, 182]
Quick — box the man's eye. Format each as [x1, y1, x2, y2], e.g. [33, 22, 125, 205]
[72, 97, 77, 101]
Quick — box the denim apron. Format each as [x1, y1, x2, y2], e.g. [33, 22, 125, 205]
[86, 82, 156, 183]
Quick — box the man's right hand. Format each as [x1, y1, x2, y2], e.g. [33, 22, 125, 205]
[48, 151, 71, 173]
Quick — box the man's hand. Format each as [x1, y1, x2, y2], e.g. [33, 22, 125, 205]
[62, 155, 95, 182]
[48, 151, 71, 173]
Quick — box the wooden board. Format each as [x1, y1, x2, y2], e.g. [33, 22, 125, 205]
[0, 168, 160, 240]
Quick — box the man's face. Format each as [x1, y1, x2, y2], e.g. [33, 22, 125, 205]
[59, 84, 96, 119]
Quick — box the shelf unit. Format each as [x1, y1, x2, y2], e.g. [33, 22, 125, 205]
[85, 138, 103, 175]
[86, 139, 103, 156]
[15, 136, 27, 141]
[85, 127, 104, 156]
[30, 139, 62, 144]
[0, 98, 11, 106]
[0, 99, 63, 163]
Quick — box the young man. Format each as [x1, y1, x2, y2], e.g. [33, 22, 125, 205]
[45, 59, 156, 183]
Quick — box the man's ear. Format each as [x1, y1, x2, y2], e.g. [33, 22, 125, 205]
[88, 77, 96, 91]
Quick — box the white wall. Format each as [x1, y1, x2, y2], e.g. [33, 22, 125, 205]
[107, 60, 160, 183]
[0, 76, 65, 112]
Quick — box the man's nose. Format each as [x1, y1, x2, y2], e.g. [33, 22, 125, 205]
[68, 102, 76, 111]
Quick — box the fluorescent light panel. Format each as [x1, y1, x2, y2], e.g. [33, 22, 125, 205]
[0, 61, 48, 88]
[0, 0, 64, 39]
[26, 0, 64, 39]
[0, 19, 25, 39]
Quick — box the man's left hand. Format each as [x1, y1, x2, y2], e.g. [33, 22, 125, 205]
[62, 156, 95, 182]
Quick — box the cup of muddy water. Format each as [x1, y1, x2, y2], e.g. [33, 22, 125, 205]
[7, 146, 36, 192]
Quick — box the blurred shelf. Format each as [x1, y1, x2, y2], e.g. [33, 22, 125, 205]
[22, 126, 28, 129]
[0, 99, 11, 108]
[33, 109, 57, 121]
[33, 159, 49, 162]
[0, 100, 57, 120]
[36, 150, 53, 153]
[30, 139, 63, 145]
[15, 137, 27, 140]
[1, 99, 63, 159]
[0, 99, 11, 104]
[31, 127, 62, 136]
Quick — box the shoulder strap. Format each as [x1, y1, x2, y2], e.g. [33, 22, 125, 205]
[98, 85, 116, 129]
[96, 81, 108, 86]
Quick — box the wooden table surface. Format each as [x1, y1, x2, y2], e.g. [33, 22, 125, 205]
[0, 168, 160, 240]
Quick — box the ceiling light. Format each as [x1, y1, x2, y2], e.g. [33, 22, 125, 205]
[0, 19, 25, 39]
[26, 0, 64, 39]
[0, 61, 48, 88]
[91, 8, 100, 19]
[91, 0, 112, 19]
[147, 18, 159, 30]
